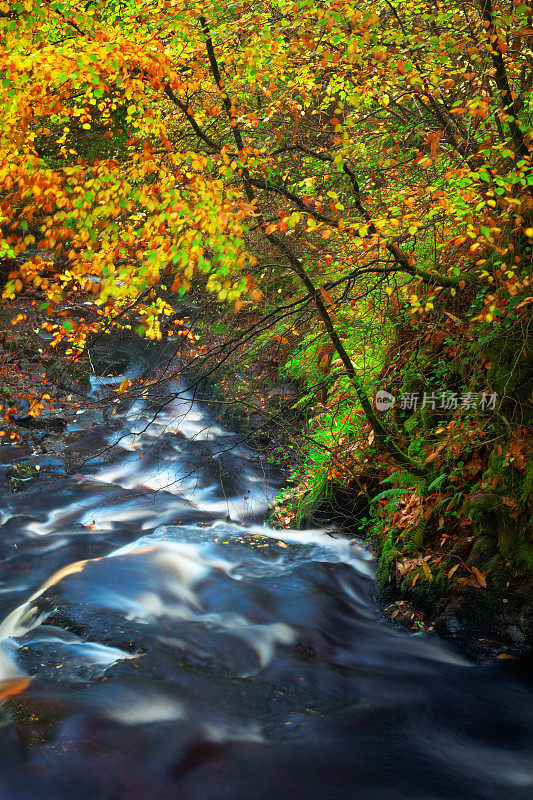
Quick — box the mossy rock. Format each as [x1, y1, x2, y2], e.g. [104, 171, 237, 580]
[5, 463, 39, 492]
[6, 463, 39, 480]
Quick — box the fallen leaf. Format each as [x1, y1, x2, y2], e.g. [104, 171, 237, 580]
[448, 563, 459, 579]
[471, 566, 487, 588]
[0, 677, 31, 702]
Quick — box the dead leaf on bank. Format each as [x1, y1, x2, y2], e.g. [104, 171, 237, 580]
[448, 563, 460, 579]
[470, 566, 487, 588]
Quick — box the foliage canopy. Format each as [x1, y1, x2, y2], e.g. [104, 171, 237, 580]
[1, 0, 532, 474]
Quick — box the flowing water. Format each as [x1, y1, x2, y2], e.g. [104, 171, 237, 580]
[0, 341, 531, 800]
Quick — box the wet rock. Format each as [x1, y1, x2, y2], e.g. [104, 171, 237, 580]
[4, 454, 68, 492]
[5, 462, 40, 492]
[6, 462, 39, 481]
[0, 422, 33, 444]
[14, 412, 67, 431]
[49, 361, 89, 394]
[40, 440, 68, 455]
[434, 599, 463, 639]
[67, 408, 106, 431]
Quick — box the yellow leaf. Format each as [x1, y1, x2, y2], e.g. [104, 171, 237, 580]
[422, 562, 433, 581]
[448, 564, 459, 579]
[117, 379, 133, 393]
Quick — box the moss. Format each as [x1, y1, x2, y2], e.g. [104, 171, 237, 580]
[406, 570, 449, 616]
[5, 463, 39, 493]
[465, 446, 533, 565]
[375, 534, 397, 597]
[520, 454, 533, 509]
[482, 334, 532, 411]
[6, 463, 38, 480]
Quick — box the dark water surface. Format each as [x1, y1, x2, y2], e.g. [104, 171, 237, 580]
[0, 349, 531, 800]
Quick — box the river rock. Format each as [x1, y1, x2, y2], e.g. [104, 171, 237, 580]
[4, 455, 67, 492]
[5, 462, 40, 492]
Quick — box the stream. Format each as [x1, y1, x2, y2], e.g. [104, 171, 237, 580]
[0, 338, 531, 800]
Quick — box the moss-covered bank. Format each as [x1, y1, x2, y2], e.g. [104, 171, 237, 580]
[190, 290, 532, 661]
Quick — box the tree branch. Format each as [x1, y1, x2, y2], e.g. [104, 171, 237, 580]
[164, 84, 220, 152]
[479, 0, 532, 181]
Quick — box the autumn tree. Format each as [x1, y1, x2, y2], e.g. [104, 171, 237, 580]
[1, 0, 532, 477]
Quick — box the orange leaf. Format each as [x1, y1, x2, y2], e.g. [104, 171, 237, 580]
[118, 379, 133, 393]
[319, 286, 334, 306]
[471, 566, 487, 588]
[509, 28, 533, 37]
[0, 677, 31, 702]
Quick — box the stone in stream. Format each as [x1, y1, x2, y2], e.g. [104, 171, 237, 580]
[4, 456, 68, 492]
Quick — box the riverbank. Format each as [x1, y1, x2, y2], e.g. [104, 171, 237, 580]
[187, 304, 532, 662]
